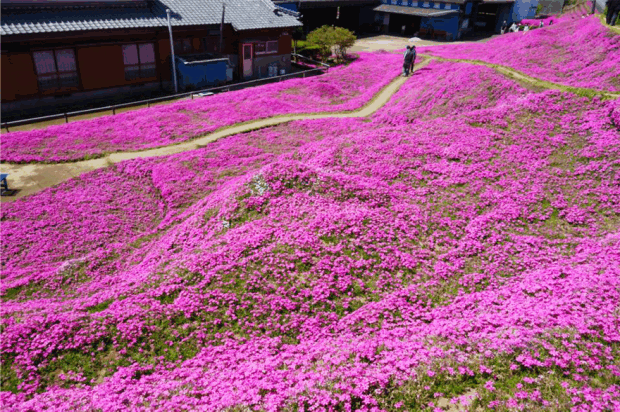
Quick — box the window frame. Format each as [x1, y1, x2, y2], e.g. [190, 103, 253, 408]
[173, 38, 194, 55]
[122, 42, 157, 81]
[32, 48, 79, 93]
[254, 40, 279, 55]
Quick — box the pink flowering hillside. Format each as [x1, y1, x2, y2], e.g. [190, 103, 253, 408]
[373, 60, 532, 124]
[421, 16, 620, 92]
[2, 57, 620, 411]
[0, 52, 402, 163]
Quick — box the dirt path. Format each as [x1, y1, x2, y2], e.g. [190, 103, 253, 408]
[0, 60, 428, 202]
[2, 56, 618, 203]
[350, 34, 498, 53]
[431, 56, 620, 99]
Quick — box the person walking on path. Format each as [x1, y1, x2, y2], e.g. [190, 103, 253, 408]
[403, 45, 416, 76]
[501, 20, 508, 34]
[409, 45, 416, 74]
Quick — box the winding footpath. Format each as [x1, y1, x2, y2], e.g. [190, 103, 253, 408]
[2, 57, 618, 202]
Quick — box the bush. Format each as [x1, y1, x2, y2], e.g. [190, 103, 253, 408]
[307, 25, 335, 60]
[333, 27, 356, 60]
[307, 25, 357, 62]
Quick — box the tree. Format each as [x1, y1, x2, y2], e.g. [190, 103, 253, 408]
[332, 27, 356, 61]
[292, 27, 304, 55]
[307, 25, 357, 62]
[307, 25, 335, 61]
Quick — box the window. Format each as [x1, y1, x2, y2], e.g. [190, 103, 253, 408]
[243, 44, 252, 60]
[173, 38, 193, 55]
[255, 42, 266, 54]
[267, 41, 278, 53]
[123, 43, 156, 81]
[255, 41, 279, 55]
[33, 49, 79, 92]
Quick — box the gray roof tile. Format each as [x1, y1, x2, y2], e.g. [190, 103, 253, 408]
[2, 0, 301, 36]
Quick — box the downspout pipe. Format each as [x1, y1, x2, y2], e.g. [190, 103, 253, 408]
[166, 9, 179, 94]
[220, 3, 226, 53]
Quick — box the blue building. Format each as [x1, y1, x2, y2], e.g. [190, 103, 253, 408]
[374, 0, 538, 38]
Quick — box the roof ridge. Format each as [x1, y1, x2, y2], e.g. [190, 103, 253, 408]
[1, 2, 150, 12]
[274, 4, 301, 17]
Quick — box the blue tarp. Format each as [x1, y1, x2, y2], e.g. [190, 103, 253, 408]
[277, 3, 298, 12]
[175, 55, 228, 91]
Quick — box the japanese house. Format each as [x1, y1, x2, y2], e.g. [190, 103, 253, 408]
[1, 0, 301, 120]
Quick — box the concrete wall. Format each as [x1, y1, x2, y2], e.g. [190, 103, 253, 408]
[253, 54, 292, 78]
[1, 81, 161, 119]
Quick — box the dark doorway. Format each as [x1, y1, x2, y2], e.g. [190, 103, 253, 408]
[388, 13, 420, 36]
[474, 3, 503, 33]
[301, 6, 363, 33]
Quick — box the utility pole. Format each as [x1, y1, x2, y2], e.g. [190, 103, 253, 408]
[220, 2, 226, 53]
[166, 9, 178, 94]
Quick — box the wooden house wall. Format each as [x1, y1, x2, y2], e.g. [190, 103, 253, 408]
[1, 52, 39, 101]
[77, 45, 127, 90]
[235, 28, 293, 79]
[1, 24, 294, 103]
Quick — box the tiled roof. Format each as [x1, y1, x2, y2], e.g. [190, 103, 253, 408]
[152, 0, 301, 31]
[1, 5, 162, 35]
[374, 4, 459, 16]
[1, 0, 301, 36]
[274, 0, 378, 3]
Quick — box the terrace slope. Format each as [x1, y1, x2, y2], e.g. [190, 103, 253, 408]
[3, 14, 620, 166]
[2, 56, 619, 203]
[0, 52, 403, 163]
[2, 60, 620, 410]
[420, 15, 620, 92]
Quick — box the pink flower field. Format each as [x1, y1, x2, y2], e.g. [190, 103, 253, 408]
[2, 53, 620, 410]
[0, 52, 402, 163]
[420, 15, 620, 92]
[2, 19, 620, 411]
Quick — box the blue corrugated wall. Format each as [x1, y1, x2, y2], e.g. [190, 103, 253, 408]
[513, 0, 538, 21]
[420, 14, 460, 39]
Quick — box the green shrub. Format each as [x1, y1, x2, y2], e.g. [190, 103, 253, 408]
[307, 25, 335, 60]
[306, 25, 357, 61]
[333, 26, 356, 60]
[536, 3, 543, 15]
